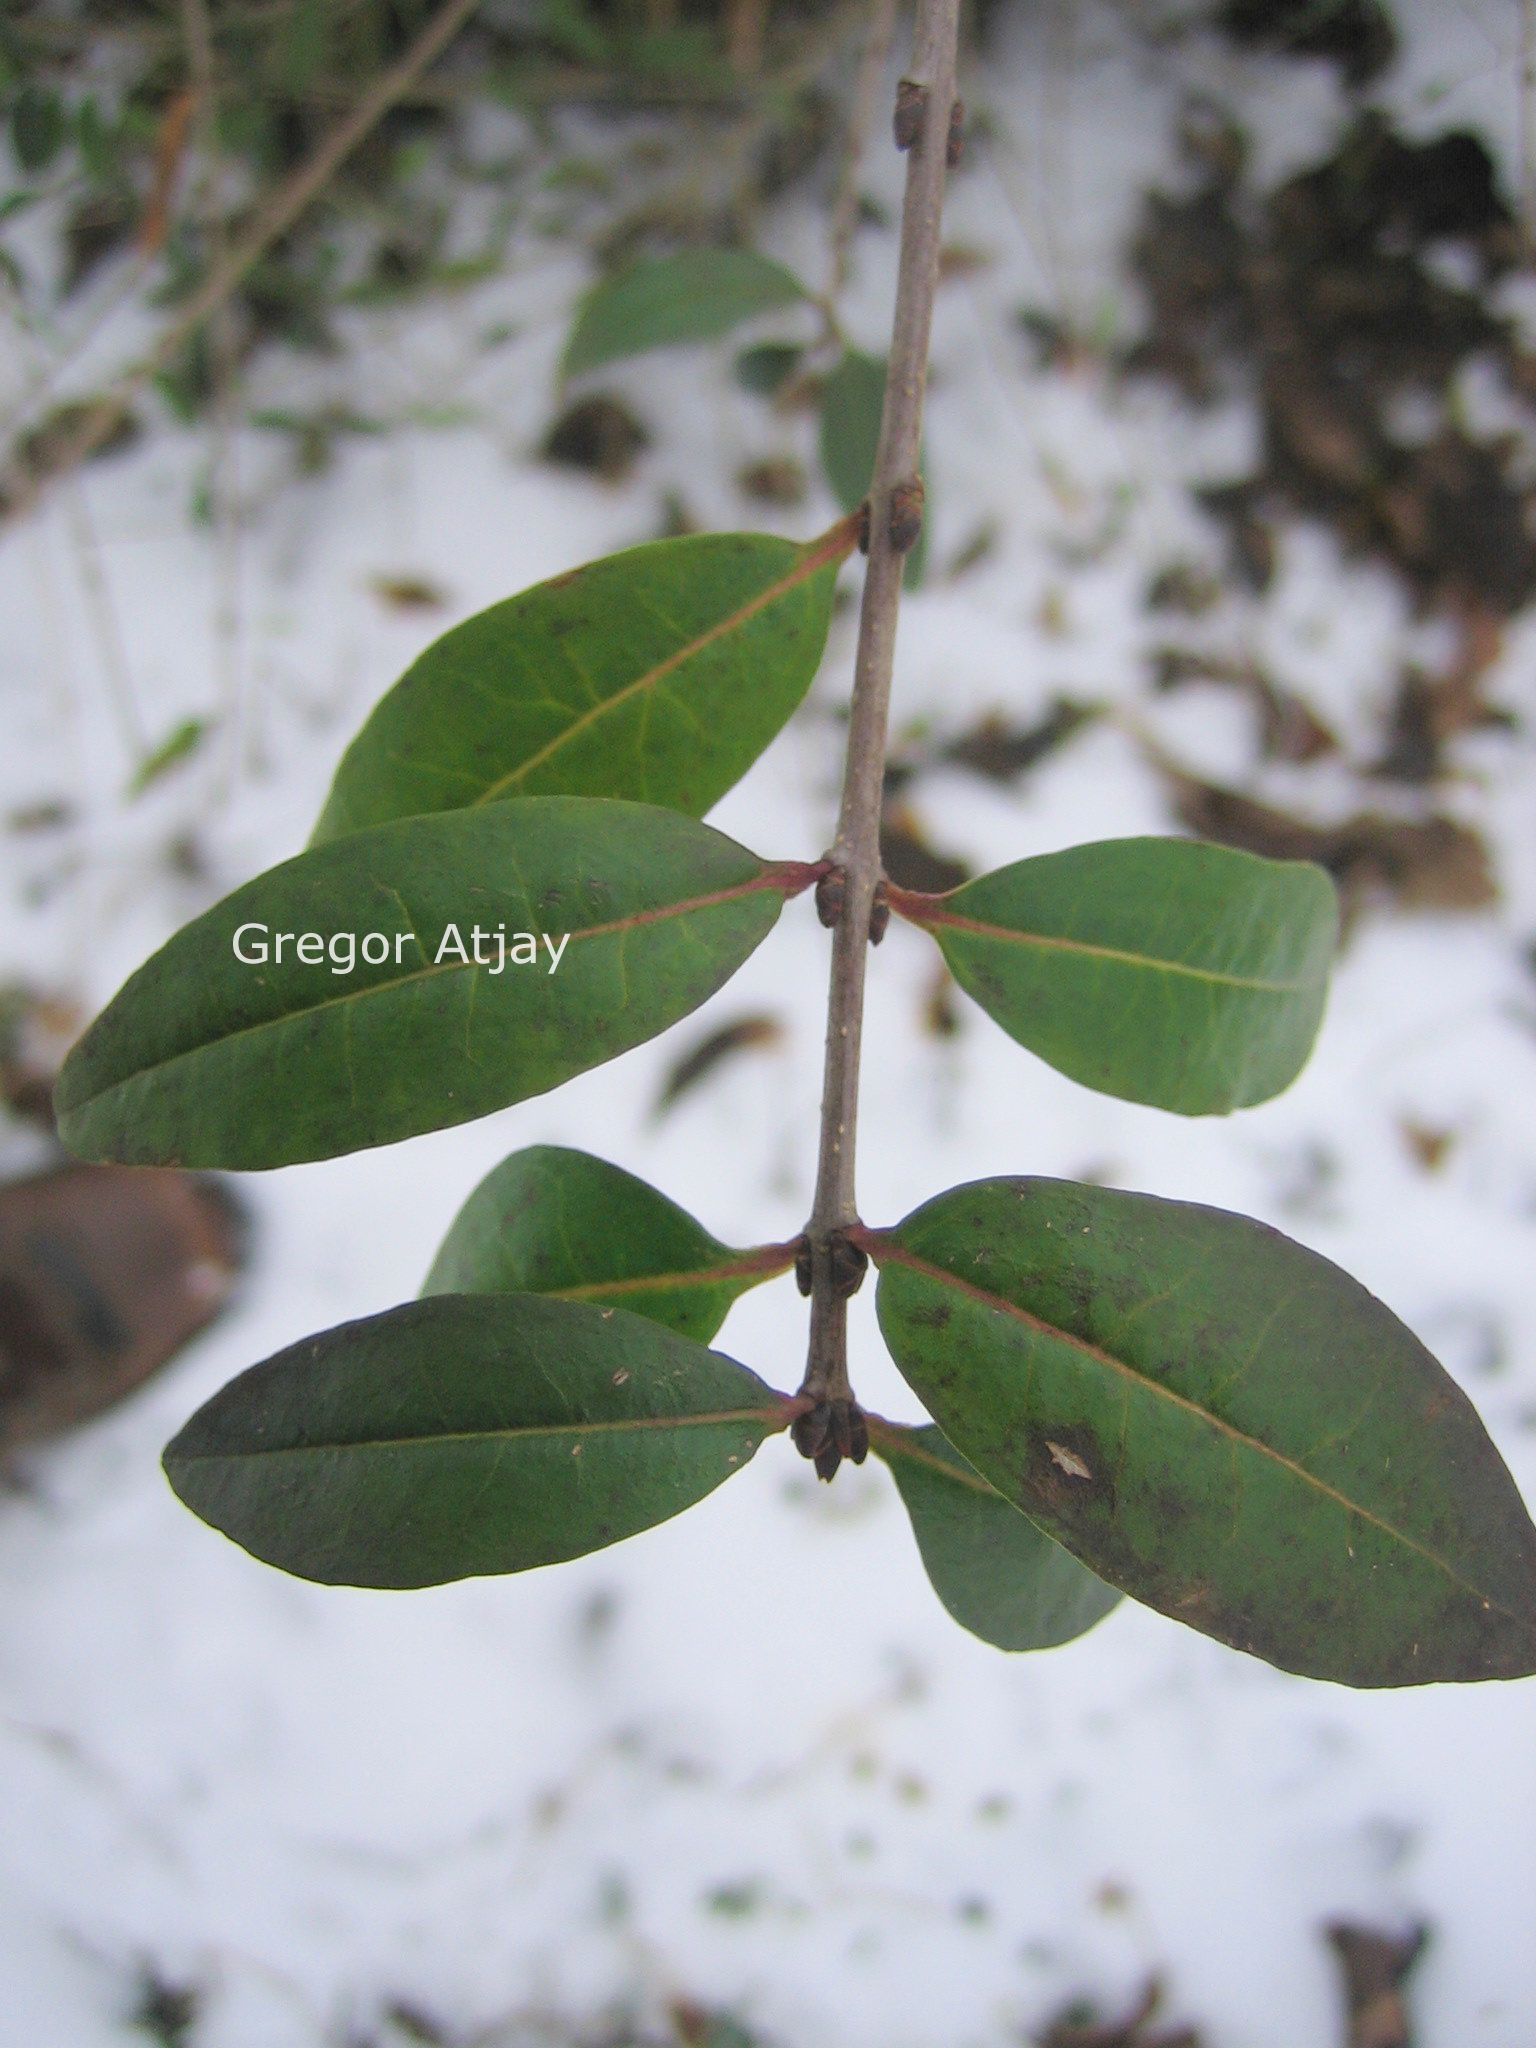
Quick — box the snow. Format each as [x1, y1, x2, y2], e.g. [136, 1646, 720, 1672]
[3, 4, 1535, 2042]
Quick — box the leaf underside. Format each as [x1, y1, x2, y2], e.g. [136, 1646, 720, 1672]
[893, 836, 1338, 1114]
[562, 248, 808, 379]
[311, 529, 847, 845]
[870, 1419, 1121, 1651]
[872, 1177, 1536, 1686]
[164, 1293, 788, 1587]
[55, 799, 793, 1170]
[424, 1143, 790, 1341]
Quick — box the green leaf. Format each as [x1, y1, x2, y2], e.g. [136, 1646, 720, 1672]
[13, 87, 66, 173]
[625, 27, 725, 83]
[164, 1293, 792, 1587]
[75, 96, 118, 184]
[869, 1419, 1120, 1651]
[56, 798, 812, 1171]
[423, 1143, 794, 1341]
[563, 249, 809, 379]
[310, 525, 853, 845]
[734, 341, 802, 395]
[889, 837, 1337, 1114]
[282, 0, 328, 90]
[128, 715, 208, 796]
[818, 349, 927, 589]
[537, 0, 612, 66]
[868, 1178, 1536, 1686]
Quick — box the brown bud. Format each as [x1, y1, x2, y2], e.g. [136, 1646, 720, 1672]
[846, 1404, 869, 1466]
[828, 1400, 871, 1477]
[889, 475, 926, 554]
[795, 1397, 869, 1482]
[868, 884, 890, 945]
[793, 1238, 813, 1297]
[829, 1231, 868, 1299]
[830, 1400, 853, 1460]
[792, 1400, 831, 1462]
[857, 498, 871, 554]
[946, 98, 965, 169]
[815, 866, 846, 928]
[893, 78, 926, 152]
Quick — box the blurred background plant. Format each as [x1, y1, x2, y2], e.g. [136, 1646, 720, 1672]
[0, 0, 897, 528]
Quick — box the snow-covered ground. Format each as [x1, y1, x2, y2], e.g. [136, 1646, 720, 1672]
[3, 4, 1535, 2042]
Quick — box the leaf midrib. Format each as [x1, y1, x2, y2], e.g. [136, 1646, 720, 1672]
[867, 1235, 1536, 1638]
[888, 889, 1321, 995]
[169, 1401, 794, 1464]
[865, 1416, 994, 1496]
[551, 1245, 796, 1301]
[63, 869, 786, 1111]
[471, 521, 853, 807]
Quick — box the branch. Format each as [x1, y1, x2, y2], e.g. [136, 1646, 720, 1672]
[0, 0, 487, 529]
[796, 0, 962, 1474]
[825, 0, 900, 304]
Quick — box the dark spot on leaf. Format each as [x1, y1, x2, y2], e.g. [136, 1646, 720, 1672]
[1026, 1426, 1113, 1518]
[906, 1299, 952, 1332]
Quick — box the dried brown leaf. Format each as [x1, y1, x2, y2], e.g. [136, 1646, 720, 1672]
[0, 1164, 245, 1452]
[879, 806, 971, 895]
[654, 1014, 785, 1116]
[370, 573, 450, 612]
[1035, 1978, 1201, 2048]
[1325, 1922, 1427, 2048]
[1163, 770, 1496, 923]
[541, 396, 650, 483]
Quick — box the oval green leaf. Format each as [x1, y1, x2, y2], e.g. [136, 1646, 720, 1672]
[56, 799, 811, 1170]
[867, 1179, 1536, 1686]
[869, 1418, 1120, 1651]
[818, 348, 927, 589]
[423, 1143, 794, 1341]
[562, 248, 809, 379]
[13, 88, 67, 174]
[164, 1293, 793, 1587]
[310, 526, 853, 845]
[889, 837, 1338, 1114]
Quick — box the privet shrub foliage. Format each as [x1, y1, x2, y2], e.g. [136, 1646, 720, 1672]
[54, 254, 1536, 1692]
[564, 246, 930, 584]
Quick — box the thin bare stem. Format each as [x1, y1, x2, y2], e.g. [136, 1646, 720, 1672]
[65, 477, 144, 758]
[798, 0, 961, 1439]
[727, 0, 770, 76]
[0, 0, 487, 528]
[826, 0, 899, 303]
[181, 0, 245, 801]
